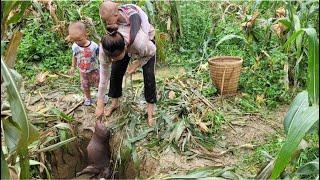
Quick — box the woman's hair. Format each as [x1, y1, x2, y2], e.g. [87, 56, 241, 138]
[101, 25, 125, 56]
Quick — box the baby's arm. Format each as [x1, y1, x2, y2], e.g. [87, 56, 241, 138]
[69, 55, 77, 75]
[69, 44, 77, 74]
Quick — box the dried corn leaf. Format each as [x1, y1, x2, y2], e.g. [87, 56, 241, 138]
[36, 72, 49, 85]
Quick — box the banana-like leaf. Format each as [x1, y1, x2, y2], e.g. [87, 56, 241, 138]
[37, 137, 76, 153]
[283, 91, 309, 134]
[29, 160, 51, 180]
[271, 105, 319, 178]
[1, 150, 10, 179]
[283, 28, 319, 105]
[1, 58, 39, 152]
[215, 34, 248, 48]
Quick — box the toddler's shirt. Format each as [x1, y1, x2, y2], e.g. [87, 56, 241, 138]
[72, 41, 99, 73]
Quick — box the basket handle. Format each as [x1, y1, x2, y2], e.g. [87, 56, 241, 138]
[220, 66, 227, 95]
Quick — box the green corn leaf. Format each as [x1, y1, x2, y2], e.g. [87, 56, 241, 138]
[283, 91, 309, 134]
[278, 18, 292, 29]
[7, 1, 31, 25]
[1, 58, 39, 152]
[215, 34, 248, 48]
[293, 15, 302, 56]
[271, 105, 319, 178]
[303, 28, 319, 105]
[1, 150, 10, 180]
[283, 29, 304, 51]
[2, 118, 21, 153]
[51, 108, 74, 122]
[2, 1, 19, 22]
[283, 28, 319, 105]
[128, 128, 154, 143]
[37, 137, 76, 153]
[29, 160, 51, 180]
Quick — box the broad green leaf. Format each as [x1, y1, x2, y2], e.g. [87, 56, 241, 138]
[283, 91, 309, 134]
[2, 118, 21, 153]
[215, 34, 248, 48]
[1, 150, 10, 180]
[29, 160, 51, 180]
[1, 58, 39, 151]
[271, 105, 319, 179]
[37, 137, 76, 153]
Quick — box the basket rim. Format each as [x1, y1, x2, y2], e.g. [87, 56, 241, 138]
[208, 56, 243, 66]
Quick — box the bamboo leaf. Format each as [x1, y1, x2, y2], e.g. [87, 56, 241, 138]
[1, 150, 10, 179]
[283, 91, 309, 134]
[29, 160, 51, 180]
[215, 34, 247, 48]
[271, 105, 319, 178]
[37, 137, 76, 153]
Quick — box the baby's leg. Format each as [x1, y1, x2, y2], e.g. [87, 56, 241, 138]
[80, 72, 91, 101]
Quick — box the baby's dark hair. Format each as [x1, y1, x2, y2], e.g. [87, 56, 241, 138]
[101, 25, 125, 56]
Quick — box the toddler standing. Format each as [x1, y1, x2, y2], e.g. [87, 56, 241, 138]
[68, 21, 100, 106]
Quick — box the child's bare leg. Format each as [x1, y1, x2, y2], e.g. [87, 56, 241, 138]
[104, 98, 120, 116]
[84, 88, 91, 100]
[83, 88, 92, 106]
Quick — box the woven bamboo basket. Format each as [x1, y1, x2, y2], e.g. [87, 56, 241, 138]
[208, 56, 243, 95]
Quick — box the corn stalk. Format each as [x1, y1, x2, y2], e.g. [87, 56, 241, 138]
[271, 27, 319, 179]
[1, 58, 39, 179]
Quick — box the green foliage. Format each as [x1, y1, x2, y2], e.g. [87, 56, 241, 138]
[1, 58, 39, 179]
[271, 91, 319, 178]
[17, 13, 71, 73]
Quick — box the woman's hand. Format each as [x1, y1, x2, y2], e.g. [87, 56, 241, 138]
[95, 99, 105, 117]
[127, 60, 141, 74]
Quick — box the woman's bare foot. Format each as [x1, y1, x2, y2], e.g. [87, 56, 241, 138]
[104, 98, 120, 117]
[147, 103, 155, 126]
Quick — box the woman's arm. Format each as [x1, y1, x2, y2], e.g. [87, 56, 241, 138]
[96, 46, 111, 116]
